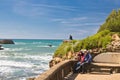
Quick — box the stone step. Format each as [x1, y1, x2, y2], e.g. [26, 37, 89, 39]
[91, 68, 112, 73]
[64, 73, 79, 80]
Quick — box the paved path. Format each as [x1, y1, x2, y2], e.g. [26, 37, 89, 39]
[67, 73, 120, 80]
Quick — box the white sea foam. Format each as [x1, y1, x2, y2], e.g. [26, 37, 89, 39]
[0, 52, 24, 57]
[0, 39, 61, 80]
[24, 54, 52, 61]
[3, 48, 11, 51]
[0, 60, 34, 68]
[0, 52, 9, 57]
[10, 48, 24, 51]
[0, 66, 13, 73]
[3, 48, 31, 52]
[15, 42, 27, 45]
[32, 42, 42, 44]
[37, 45, 56, 48]
[0, 51, 52, 61]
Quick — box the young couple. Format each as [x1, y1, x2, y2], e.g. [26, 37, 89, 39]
[73, 50, 92, 74]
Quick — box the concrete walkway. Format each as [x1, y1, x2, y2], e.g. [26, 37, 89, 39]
[67, 73, 120, 80]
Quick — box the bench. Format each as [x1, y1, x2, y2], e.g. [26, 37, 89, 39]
[90, 62, 120, 74]
[89, 52, 120, 74]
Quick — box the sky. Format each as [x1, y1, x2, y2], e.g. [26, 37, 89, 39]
[0, 0, 120, 39]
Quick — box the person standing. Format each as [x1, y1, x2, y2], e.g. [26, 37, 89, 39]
[69, 35, 73, 40]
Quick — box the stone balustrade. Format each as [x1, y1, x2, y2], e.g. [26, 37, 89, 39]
[34, 60, 76, 80]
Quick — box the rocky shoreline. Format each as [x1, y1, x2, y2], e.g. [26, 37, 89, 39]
[49, 34, 120, 68]
[28, 34, 120, 80]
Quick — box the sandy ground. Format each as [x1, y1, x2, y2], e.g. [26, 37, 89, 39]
[67, 73, 120, 80]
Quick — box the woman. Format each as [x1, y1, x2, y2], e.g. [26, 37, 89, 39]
[73, 51, 85, 73]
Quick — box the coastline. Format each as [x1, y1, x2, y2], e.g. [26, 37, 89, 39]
[32, 52, 120, 80]
[32, 33, 120, 80]
[0, 39, 62, 80]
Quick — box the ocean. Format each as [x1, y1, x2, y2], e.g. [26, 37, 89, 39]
[0, 39, 62, 80]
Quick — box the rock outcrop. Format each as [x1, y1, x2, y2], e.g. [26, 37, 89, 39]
[0, 45, 4, 50]
[49, 57, 63, 67]
[106, 40, 120, 52]
[0, 39, 14, 44]
[49, 34, 120, 68]
[49, 51, 75, 68]
[106, 34, 120, 52]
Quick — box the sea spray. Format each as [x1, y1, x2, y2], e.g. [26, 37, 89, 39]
[0, 39, 62, 80]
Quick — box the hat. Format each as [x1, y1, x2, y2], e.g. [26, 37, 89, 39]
[83, 49, 87, 52]
[82, 49, 87, 53]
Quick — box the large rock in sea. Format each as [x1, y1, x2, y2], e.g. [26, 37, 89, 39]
[0, 45, 4, 50]
[0, 39, 14, 44]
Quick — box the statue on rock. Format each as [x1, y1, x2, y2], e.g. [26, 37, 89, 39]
[69, 35, 73, 40]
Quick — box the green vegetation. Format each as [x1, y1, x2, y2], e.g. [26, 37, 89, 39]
[54, 30, 112, 57]
[98, 9, 120, 32]
[54, 9, 120, 57]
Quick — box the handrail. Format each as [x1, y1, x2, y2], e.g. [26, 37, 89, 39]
[34, 60, 77, 80]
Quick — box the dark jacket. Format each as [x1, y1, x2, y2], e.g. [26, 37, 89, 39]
[84, 53, 92, 63]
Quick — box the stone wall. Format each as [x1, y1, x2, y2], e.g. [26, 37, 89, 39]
[34, 60, 76, 80]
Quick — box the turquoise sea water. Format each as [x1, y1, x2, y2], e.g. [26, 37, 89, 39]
[0, 39, 62, 80]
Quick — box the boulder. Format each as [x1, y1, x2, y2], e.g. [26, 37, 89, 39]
[0, 45, 4, 50]
[27, 77, 35, 80]
[106, 40, 120, 52]
[49, 57, 63, 68]
[112, 34, 120, 41]
[0, 39, 14, 44]
[67, 51, 73, 59]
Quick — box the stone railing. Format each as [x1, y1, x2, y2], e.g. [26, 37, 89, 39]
[34, 60, 77, 80]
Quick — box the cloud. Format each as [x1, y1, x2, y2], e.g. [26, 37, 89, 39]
[52, 17, 103, 27]
[73, 29, 88, 35]
[51, 17, 88, 24]
[12, 0, 77, 17]
[31, 4, 76, 11]
[64, 23, 102, 27]
[63, 27, 99, 39]
[13, 1, 44, 17]
[51, 19, 65, 22]
[72, 17, 88, 21]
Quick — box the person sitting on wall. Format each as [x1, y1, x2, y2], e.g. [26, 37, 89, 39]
[81, 50, 92, 74]
[73, 51, 85, 73]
